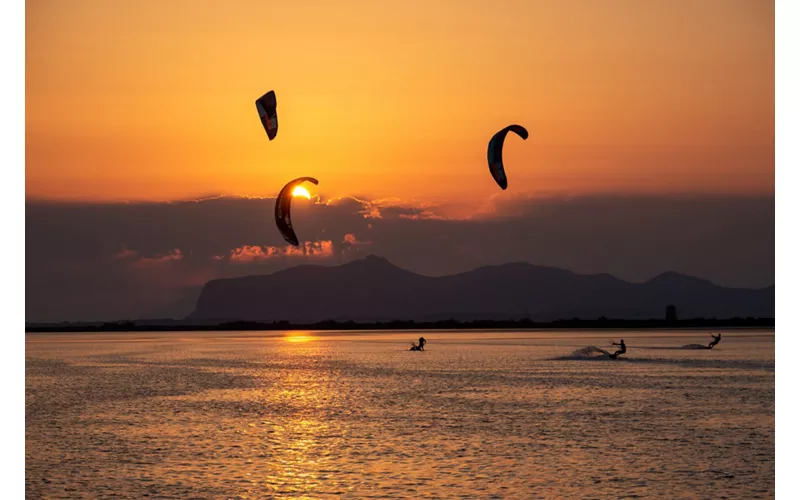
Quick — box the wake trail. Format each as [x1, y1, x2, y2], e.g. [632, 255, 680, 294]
[550, 345, 615, 361]
[635, 345, 711, 350]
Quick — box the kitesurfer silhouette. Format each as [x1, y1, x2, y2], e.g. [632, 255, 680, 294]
[708, 333, 722, 349]
[409, 337, 427, 351]
[610, 339, 626, 359]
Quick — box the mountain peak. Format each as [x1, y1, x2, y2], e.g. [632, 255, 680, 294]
[363, 254, 390, 263]
[646, 271, 714, 287]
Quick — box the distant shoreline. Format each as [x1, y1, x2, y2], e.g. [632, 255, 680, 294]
[25, 317, 774, 333]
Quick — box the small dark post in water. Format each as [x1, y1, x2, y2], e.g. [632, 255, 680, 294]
[665, 304, 678, 322]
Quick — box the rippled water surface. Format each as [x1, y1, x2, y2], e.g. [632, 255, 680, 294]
[26, 329, 774, 498]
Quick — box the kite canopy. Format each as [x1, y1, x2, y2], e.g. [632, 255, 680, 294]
[487, 124, 528, 190]
[275, 177, 319, 246]
[256, 90, 278, 140]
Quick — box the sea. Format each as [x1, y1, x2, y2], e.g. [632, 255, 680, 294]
[26, 329, 774, 499]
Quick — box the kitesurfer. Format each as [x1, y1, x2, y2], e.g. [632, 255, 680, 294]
[708, 333, 722, 349]
[409, 337, 427, 351]
[610, 339, 626, 359]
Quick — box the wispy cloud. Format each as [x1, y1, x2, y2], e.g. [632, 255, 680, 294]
[134, 249, 184, 267]
[113, 247, 184, 266]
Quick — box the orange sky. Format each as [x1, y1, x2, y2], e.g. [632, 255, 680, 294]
[26, 0, 774, 203]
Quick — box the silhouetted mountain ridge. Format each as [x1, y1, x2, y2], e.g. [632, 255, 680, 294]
[189, 255, 774, 323]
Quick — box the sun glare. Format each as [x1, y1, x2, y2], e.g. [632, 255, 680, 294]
[284, 333, 318, 343]
[292, 186, 311, 199]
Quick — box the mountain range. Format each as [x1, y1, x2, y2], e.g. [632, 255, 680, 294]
[188, 255, 774, 323]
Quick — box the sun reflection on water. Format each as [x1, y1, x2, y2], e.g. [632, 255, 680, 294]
[257, 361, 340, 497]
[284, 333, 319, 343]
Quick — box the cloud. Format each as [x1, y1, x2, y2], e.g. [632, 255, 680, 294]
[340, 233, 373, 258]
[26, 193, 774, 322]
[343, 233, 366, 246]
[229, 245, 277, 262]
[398, 210, 446, 221]
[133, 249, 184, 267]
[113, 247, 138, 260]
[229, 241, 334, 262]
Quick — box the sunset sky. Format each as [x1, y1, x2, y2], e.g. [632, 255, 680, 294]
[25, 1, 776, 322]
[26, 0, 774, 203]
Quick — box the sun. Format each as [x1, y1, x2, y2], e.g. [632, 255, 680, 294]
[292, 186, 311, 199]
